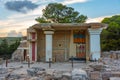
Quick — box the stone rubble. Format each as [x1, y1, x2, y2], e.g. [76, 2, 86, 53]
[1, 51, 120, 80]
[0, 63, 89, 80]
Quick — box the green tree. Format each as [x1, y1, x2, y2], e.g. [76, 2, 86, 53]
[36, 3, 87, 23]
[101, 15, 120, 51]
[0, 39, 20, 59]
[0, 39, 9, 58]
[8, 40, 20, 55]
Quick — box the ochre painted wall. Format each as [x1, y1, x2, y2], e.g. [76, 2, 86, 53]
[37, 30, 45, 61]
[36, 29, 89, 62]
[53, 30, 70, 62]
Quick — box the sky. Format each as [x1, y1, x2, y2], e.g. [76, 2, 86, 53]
[0, 0, 120, 37]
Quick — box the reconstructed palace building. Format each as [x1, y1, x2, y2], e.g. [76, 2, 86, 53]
[27, 23, 107, 62]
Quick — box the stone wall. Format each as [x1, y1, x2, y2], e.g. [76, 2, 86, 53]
[102, 51, 120, 59]
[12, 40, 28, 61]
[53, 30, 70, 62]
[37, 30, 45, 61]
[12, 49, 23, 61]
[37, 30, 70, 62]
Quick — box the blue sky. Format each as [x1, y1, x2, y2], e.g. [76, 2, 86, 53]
[0, 0, 120, 37]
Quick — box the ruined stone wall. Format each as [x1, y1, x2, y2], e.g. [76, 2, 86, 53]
[102, 51, 120, 59]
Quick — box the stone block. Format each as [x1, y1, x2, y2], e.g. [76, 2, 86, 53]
[53, 71, 63, 79]
[44, 75, 54, 80]
[7, 73, 21, 79]
[89, 71, 101, 80]
[27, 67, 45, 76]
[0, 77, 6, 80]
[72, 69, 88, 80]
[110, 77, 120, 80]
[27, 68, 36, 76]
[46, 69, 55, 75]
[89, 62, 104, 71]
[0, 68, 8, 74]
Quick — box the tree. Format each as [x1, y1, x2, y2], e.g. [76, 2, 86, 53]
[101, 15, 120, 51]
[0, 39, 20, 59]
[8, 40, 20, 55]
[0, 39, 9, 56]
[36, 3, 87, 23]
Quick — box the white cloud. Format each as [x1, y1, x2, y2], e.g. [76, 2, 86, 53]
[8, 5, 45, 19]
[32, 0, 56, 4]
[62, 0, 89, 5]
[7, 30, 23, 37]
[0, 32, 7, 37]
[28, 0, 39, 3]
[0, 5, 45, 37]
[86, 15, 112, 23]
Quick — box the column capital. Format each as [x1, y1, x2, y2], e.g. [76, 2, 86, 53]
[44, 30, 54, 35]
[88, 28, 103, 35]
[27, 28, 36, 33]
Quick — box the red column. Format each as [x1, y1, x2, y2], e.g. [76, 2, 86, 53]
[32, 42, 35, 61]
[31, 33, 36, 61]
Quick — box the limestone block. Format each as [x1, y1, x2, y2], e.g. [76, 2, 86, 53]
[37, 71, 46, 75]
[89, 62, 104, 71]
[62, 72, 71, 80]
[89, 71, 101, 80]
[27, 68, 36, 76]
[27, 67, 45, 76]
[0, 77, 6, 80]
[110, 77, 120, 80]
[7, 73, 21, 79]
[62, 72, 71, 77]
[44, 75, 54, 80]
[46, 69, 55, 75]
[32, 67, 45, 71]
[71, 69, 88, 80]
[53, 71, 63, 79]
[0, 68, 8, 74]
[61, 76, 71, 80]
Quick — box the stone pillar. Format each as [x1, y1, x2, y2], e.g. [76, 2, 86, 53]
[28, 32, 32, 61]
[44, 30, 54, 62]
[88, 28, 103, 60]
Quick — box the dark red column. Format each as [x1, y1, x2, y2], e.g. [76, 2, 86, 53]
[31, 33, 36, 61]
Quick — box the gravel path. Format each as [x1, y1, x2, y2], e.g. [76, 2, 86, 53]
[0, 61, 88, 74]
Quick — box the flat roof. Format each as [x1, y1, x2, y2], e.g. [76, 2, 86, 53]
[28, 23, 108, 30]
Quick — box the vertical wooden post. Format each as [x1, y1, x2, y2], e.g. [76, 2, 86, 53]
[49, 58, 51, 68]
[6, 58, 8, 67]
[28, 57, 30, 68]
[71, 56, 73, 68]
[55, 55, 56, 62]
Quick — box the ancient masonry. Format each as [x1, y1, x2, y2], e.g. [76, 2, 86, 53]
[27, 23, 107, 62]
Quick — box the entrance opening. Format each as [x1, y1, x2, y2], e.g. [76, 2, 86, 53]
[23, 50, 27, 61]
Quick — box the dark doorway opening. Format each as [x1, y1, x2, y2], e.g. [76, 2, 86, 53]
[23, 50, 27, 61]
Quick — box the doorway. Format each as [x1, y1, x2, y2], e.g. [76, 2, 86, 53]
[23, 50, 27, 61]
